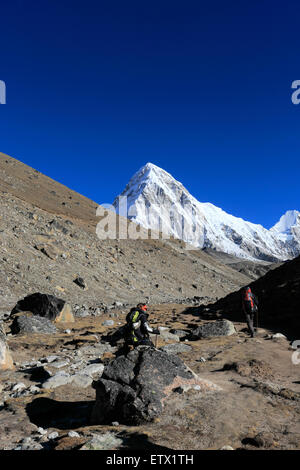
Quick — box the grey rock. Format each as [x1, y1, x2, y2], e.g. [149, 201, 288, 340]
[170, 329, 189, 338]
[29, 385, 41, 394]
[160, 343, 192, 354]
[75, 309, 89, 318]
[51, 359, 70, 368]
[92, 347, 220, 425]
[12, 382, 26, 392]
[72, 374, 93, 388]
[11, 315, 57, 335]
[157, 329, 180, 342]
[102, 320, 114, 327]
[70, 360, 85, 370]
[37, 427, 47, 435]
[42, 373, 72, 389]
[80, 432, 123, 451]
[79, 342, 116, 356]
[101, 354, 137, 385]
[191, 319, 236, 339]
[22, 359, 40, 367]
[68, 431, 80, 438]
[44, 355, 60, 363]
[81, 363, 105, 378]
[198, 357, 206, 362]
[272, 333, 287, 339]
[193, 385, 201, 391]
[174, 384, 201, 394]
[17, 437, 44, 450]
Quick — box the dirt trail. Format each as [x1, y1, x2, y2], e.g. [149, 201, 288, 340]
[0, 304, 299, 450]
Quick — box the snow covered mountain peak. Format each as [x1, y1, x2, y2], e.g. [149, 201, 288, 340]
[113, 163, 300, 262]
[142, 162, 164, 172]
[271, 210, 300, 234]
[130, 162, 181, 189]
[131, 162, 168, 179]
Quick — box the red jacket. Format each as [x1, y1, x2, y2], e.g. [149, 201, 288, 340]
[242, 287, 258, 312]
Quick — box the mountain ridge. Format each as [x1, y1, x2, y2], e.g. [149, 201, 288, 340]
[113, 162, 300, 262]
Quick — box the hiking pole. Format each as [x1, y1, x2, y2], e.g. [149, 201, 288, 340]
[154, 323, 159, 349]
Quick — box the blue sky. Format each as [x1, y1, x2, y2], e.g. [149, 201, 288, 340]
[0, 0, 299, 228]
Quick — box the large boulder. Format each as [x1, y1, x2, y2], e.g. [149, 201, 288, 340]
[91, 346, 220, 425]
[0, 323, 14, 370]
[11, 313, 58, 335]
[11, 293, 74, 323]
[191, 319, 236, 339]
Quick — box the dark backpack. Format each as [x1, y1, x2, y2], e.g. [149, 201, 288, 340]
[126, 309, 140, 325]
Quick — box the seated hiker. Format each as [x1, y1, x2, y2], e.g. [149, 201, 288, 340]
[125, 303, 159, 348]
[242, 286, 258, 338]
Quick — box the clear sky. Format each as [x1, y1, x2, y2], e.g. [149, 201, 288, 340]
[0, 0, 299, 229]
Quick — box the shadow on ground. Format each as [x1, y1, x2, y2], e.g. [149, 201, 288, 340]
[26, 397, 94, 430]
[113, 431, 173, 451]
[182, 304, 299, 340]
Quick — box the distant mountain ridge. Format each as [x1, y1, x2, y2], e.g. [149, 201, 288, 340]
[113, 163, 300, 262]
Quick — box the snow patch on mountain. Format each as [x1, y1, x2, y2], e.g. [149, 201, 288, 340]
[113, 163, 300, 262]
[271, 210, 300, 235]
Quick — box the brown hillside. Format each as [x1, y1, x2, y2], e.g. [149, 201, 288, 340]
[0, 152, 252, 312]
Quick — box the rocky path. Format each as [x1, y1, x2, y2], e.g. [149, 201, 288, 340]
[0, 303, 299, 450]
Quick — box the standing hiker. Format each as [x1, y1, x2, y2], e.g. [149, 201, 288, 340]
[125, 303, 159, 348]
[242, 286, 258, 338]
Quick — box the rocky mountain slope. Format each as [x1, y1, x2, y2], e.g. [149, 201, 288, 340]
[0, 153, 254, 314]
[203, 248, 281, 280]
[113, 162, 300, 262]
